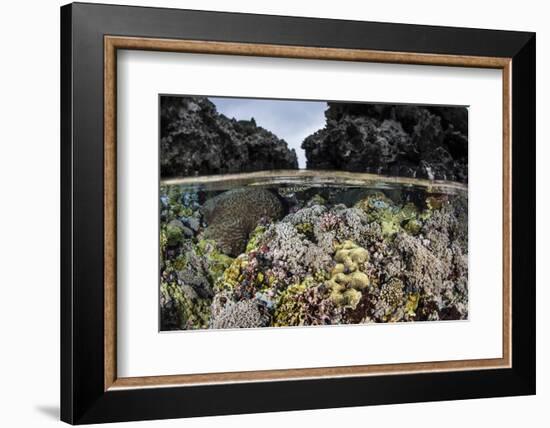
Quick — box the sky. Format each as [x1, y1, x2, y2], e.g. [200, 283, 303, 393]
[209, 97, 328, 168]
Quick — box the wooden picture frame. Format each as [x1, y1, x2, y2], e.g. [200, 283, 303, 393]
[61, 2, 535, 424]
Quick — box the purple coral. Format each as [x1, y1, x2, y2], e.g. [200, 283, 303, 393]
[319, 211, 342, 232]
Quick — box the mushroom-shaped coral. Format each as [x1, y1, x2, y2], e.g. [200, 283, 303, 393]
[326, 241, 371, 309]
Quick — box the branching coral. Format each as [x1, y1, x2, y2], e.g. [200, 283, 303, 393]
[210, 299, 270, 329]
[393, 227, 468, 320]
[373, 278, 406, 321]
[261, 222, 332, 285]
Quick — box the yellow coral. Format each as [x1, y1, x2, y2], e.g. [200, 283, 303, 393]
[334, 240, 369, 266]
[215, 255, 248, 292]
[245, 225, 266, 253]
[349, 271, 370, 290]
[426, 195, 448, 210]
[326, 241, 370, 309]
[273, 281, 309, 326]
[405, 292, 420, 317]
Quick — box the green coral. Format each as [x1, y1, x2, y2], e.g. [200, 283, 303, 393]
[273, 282, 308, 326]
[171, 254, 188, 271]
[160, 227, 168, 255]
[215, 254, 249, 292]
[160, 281, 211, 329]
[355, 193, 425, 238]
[295, 222, 314, 240]
[245, 225, 266, 253]
[326, 241, 370, 309]
[306, 193, 327, 207]
[274, 276, 343, 326]
[165, 220, 184, 246]
[196, 239, 234, 282]
[403, 218, 422, 235]
[405, 292, 420, 317]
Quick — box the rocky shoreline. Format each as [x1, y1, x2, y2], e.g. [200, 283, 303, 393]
[161, 97, 468, 183]
[302, 103, 468, 183]
[161, 96, 298, 178]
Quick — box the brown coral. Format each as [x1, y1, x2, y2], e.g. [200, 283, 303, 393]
[201, 188, 285, 256]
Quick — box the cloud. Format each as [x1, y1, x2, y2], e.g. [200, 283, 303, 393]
[209, 97, 327, 168]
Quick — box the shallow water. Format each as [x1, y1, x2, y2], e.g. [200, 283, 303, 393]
[161, 169, 467, 194]
[159, 171, 468, 331]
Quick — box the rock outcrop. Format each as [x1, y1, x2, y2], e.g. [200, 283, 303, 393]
[302, 103, 468, 183]
[161, 96, 298, 178]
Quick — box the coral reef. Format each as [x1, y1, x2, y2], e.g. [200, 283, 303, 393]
[302, 103, 468, 183]
[160, 180, 468, 330]
[160, 96, 298, 178]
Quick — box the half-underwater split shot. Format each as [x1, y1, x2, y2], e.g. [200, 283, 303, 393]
[159, 95, 468, 331]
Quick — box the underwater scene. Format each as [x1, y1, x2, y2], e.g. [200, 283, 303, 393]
[159, 96, 469, 331]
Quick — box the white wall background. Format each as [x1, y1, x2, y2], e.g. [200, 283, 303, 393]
[0, 0, 546, 426]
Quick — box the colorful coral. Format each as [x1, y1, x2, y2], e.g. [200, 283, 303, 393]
[273, 277, 341, 326]
[160, 181, 468, 330]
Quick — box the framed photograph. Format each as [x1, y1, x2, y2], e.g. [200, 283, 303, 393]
[61, 2, 535, 424]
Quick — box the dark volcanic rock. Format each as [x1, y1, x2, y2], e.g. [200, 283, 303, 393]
[302, 103, 468, 183]
[161, 96, 298, 178]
